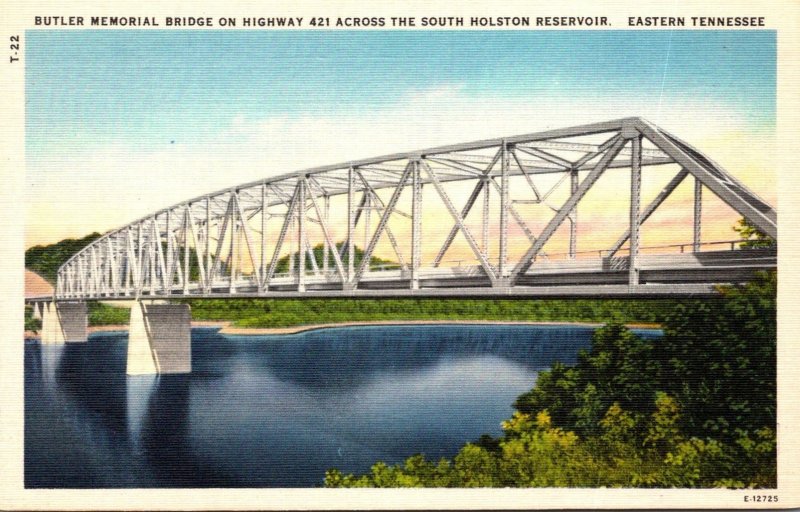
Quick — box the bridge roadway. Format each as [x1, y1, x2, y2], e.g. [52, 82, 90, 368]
[36, 244, 775, 300]
[30, 118, 777, 374]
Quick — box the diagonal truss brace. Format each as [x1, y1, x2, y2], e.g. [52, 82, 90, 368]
[432, 148, 502, 267]
[423, 161, 499, 284]
[233, 192, 262, 287]
[263, 183, 300, 290]
[356, 172, 409, 271]
[352, 162, 414, 286]
[511, 135, 626, 282]
[305, 178, 348, 283]
[608, 168, 690, 256]
[635, 120, 776, 239]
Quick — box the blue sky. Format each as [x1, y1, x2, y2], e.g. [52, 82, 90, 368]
[26, 30, 775, 155]
[25, 30, 777, 247]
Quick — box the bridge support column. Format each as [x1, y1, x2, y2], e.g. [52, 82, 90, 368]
[127, 301, 191, 375]
[628, 133, 642, 288]
[41, 302, 87, 344]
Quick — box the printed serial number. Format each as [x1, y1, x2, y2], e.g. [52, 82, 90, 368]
[744, 495, 778, 503]
[9, 35, 20, 63]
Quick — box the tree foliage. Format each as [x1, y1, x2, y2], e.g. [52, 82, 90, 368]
[326, 272, 777, 488]
[188, 297, 675, 328]
[25, 232, 102, 284]
[734, 218, 775, 249]
[274, 242, 397, 274]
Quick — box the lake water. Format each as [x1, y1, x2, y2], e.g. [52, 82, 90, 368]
[25, 324, 661, 488]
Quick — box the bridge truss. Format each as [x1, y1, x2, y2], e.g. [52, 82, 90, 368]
[54, 117, 776, 300]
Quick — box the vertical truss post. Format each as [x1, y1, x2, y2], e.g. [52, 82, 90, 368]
[482, 178, 490, 259]
[137, 223, 144, 297]
[183, 208, 191, 295]
[93, 250, 100, 294]
[693, 178, 702, 252]
[230, 194, 238, 293]
[629, 135, 642, 288]
[187, 206, 207, 291]
[149, 218, 157, 296]
[118, 236, 126, 296]
[260, 184, 268, 292]
[411, 160, 422, 289]
[288, 216, 295, 276]
[90, 247, 99, 296]
[76, 255, 83, 296]
[115, 236, 123, 295]
[323, 195, 330, 275]
[363, 192, 371, 259]
[156, 219, 169, 294]
[166, 210, 174, 293]
[211, 198, 233, 291]
[569, 168, 578, 259]
[499, 141, 509, 280]
[125, 228, 133, 296]
[297, 180, 307, 292]
[205, 197, 212, 293]
[347, 167, 356, 286]
[107, 238, 117, 295]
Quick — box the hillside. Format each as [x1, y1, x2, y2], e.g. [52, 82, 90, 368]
[25, 233, 101, 284]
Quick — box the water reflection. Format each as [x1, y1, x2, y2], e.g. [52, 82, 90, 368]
[25, 325, 660, 488]
[126, 375, 157, 451]
[209, 324, 599, 391]
[56, 341, 128, 435]
[38, 343, 64, 391]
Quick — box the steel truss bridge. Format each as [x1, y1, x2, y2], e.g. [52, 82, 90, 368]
[52, 118, 777, 301]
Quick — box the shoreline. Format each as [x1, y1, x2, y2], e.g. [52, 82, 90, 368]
[25, 319, 661, 339]
[217, 319, 661, 335]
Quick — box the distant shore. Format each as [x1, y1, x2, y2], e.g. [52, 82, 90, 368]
[25, 319, 661, 339]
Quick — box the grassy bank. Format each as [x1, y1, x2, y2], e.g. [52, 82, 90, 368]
[29, 297, 677, 331]
[185, 297, 677, 328]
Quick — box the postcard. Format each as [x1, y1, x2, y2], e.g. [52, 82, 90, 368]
[1, 0, 798, 509]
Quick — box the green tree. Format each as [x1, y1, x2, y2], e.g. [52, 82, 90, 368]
[25, 232, 102, 283]
[734, 218, 774, 248]
[326, 272, 776, 489]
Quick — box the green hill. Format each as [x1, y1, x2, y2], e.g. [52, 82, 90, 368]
[25, 233, 102, 284]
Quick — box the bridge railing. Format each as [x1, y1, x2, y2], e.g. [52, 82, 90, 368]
[530, 239, 771, 262]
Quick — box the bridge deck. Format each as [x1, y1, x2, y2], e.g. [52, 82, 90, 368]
[39, 247, 774, 301]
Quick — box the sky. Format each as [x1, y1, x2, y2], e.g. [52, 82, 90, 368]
[25, 30, 776, 253]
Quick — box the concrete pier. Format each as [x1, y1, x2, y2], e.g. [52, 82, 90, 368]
[41, 302, 87, 344]
[31, 302, 43, 320]
[127, 302, 191, 375]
